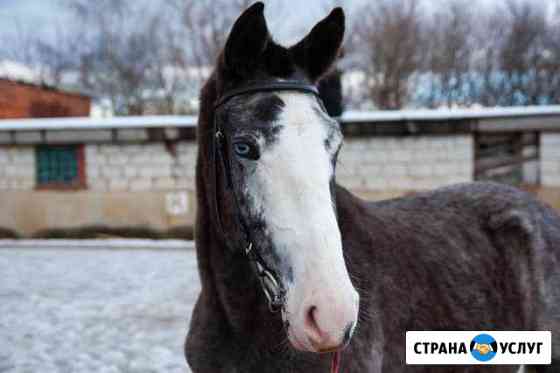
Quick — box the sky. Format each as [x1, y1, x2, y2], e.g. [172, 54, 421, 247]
[0, 0, 508, 41]
[0, 0, 548, 58]
[0, 0, 65, 37]
[0, 0, 337, 44]
[0, 0, 361, 66]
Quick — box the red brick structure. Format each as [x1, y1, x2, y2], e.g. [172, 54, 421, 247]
[0, 79, 91, 118]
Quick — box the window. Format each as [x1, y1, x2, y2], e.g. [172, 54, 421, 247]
[36, 145, 86, 189]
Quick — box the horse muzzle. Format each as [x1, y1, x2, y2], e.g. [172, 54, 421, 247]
[284, 285, 359, 353]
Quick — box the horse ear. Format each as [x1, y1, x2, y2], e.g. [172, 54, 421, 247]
[223, 2, 270, 77]
[290, 8, 345, 82]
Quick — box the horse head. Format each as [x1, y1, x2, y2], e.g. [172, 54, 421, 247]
[203, 2, 359, 353]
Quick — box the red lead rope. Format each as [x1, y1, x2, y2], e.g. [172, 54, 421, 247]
[331, 351, 341, 373]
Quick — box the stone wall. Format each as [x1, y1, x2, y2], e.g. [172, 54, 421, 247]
[542, 134, 560, 187]
[0, 142, 198, 234]
[0, 146, 35, 190]
[82, 136, 473, 195]
[4, 129, 560, 235]
[337, 135, 473, 192]
[0, 135, 476, 234]
[85, 143, 196, 192]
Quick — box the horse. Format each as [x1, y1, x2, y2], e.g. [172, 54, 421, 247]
[185, 3, 560, 372]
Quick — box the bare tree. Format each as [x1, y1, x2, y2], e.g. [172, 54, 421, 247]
[2, 20, 77, 87]
[541, 1, 560, 105]
[468, 0, 552, 107]
[167, 0, 253, 73]
[61, 0, 196, 115]
[423, 0, 473, 108]
[354, 0, 426, 110]
[7, 0, 559, 113]
[70, 1, 151, 114]
[499, 0, 548, 105]
[6, 0, 268, 115]
[348, 0, 559, 109]
[468, 6, 507, 107]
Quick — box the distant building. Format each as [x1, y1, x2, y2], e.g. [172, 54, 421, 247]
[0, 78, 91, 119]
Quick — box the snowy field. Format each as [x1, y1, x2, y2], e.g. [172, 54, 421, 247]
[0, 245, 200, 373]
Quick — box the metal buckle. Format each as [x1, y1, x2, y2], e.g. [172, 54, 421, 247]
[255, 261, 283, 312]
[245, 242, 253, 255]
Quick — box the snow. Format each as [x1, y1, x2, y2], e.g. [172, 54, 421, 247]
[0, 239, 194, 251]
[0, 115, 197, 131]
[0, 60, 41, 84]
[0, 245, 200, 373]
[341, 105, 560, 123]
[2, 105, 560, 132]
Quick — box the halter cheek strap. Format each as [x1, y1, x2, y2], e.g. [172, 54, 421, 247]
[213, 127, 285, 312]
[211, 80, 322, 313]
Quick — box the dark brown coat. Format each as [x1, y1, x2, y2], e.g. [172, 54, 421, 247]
[185, 3, 560, 372]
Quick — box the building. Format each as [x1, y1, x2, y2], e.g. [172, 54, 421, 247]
[0, 79, 91, 119]
[0, 107, 559, 236]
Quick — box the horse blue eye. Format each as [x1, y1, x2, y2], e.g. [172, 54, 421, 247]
[233, 142, 259, 159]
[235, 143, 250, 155]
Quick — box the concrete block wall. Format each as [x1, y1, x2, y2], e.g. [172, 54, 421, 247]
[0, 146, 35, 190]
[3, 130, 560, 234]
[85, 142, 197, 192]
[336, 135, 474, 191]
[0, 136, 475, 194]
[84, 135, 474, 194]
[541, 134, 560, 187]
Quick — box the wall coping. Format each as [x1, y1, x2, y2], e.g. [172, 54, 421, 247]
[0, 115, 197, 131]
[0, 239, 194, 250]
[0, 106, 559, 142]
[342, 106, 560, 123]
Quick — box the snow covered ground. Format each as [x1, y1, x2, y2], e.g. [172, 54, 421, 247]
[0, 245, 200, 373]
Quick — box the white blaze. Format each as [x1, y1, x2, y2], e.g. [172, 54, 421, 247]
[247, 92, 358, 350]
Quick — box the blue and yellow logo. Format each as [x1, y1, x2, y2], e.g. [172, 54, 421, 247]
[470, 334, 498, 362]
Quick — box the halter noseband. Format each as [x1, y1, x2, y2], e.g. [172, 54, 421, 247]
[211, 80, 322, 312]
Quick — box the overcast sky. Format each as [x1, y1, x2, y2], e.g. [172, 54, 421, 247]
[0, 0, 338, 44]
[0, 0, 550, 52]
[0, 0, 63, 34]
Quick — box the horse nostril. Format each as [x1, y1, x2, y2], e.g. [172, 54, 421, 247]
[304, 305, 323, 342]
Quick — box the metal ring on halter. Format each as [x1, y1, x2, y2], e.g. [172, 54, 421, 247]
[255, 261, 283, 312]
[262, 273, 283, 312]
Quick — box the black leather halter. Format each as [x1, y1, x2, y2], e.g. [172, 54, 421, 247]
[211, 80, 322, 312]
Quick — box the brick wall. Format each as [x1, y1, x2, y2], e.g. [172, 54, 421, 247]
[0, 79, 90, 119]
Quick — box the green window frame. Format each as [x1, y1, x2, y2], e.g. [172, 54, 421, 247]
[36, 145, 86, 189]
